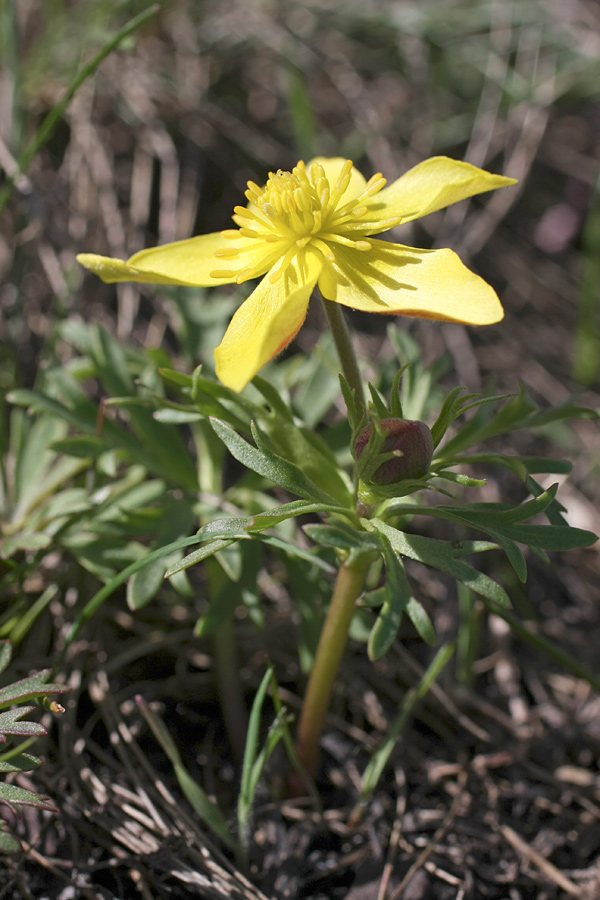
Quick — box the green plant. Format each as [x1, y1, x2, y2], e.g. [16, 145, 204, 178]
[0, 642, 69, 853]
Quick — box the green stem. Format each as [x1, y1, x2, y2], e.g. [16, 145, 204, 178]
[320, 293, 366, 411]
[294, 553, 371, 780]
[213, 614, 248, 766]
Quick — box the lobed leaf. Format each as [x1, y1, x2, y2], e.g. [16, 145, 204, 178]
[210, 418, 338, 505]
[368, 519, 511, 608]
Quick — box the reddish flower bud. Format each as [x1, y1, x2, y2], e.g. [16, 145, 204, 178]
[354, 418, 433, 484]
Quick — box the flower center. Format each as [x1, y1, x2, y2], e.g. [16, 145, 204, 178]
[210, 160, 400, 285]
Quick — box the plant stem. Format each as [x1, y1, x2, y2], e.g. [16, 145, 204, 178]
[294, 553, 371, 780]
[319, 293, 366, 411]
[213, 613, 248, 765]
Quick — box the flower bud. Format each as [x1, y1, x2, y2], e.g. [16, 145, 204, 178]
[354, 418, 433, 484]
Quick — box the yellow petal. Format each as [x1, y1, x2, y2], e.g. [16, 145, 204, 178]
[318, 240, 504, 325]
[77, 233, 246, 286]
[215, 249, 323, 392]
[363, 156, 517, 226]
[307, 157, 367, 203]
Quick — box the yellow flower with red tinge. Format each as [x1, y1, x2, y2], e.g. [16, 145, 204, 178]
[78, 156, 515, 392]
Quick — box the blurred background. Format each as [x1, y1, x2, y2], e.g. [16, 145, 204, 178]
[3, 0, 599, 532]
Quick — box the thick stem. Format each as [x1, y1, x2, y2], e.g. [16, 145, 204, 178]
[294, 553, 371, 779]
[320, 294, 366, 411]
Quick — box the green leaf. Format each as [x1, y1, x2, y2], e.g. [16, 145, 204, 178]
[210, 418, 338, 504]
[0, 707, 44, 739]
[368, 562, 410, 660]
[1, 532, 52, 558]
[157, 367, 194, 389]
[0, 753, 42, 774]
[435, 470, 487, 487]
[165, 538, 239, 577]
[249, 499, 351, 529]
[127, 557, 167, 610]
[49, 436, 105, 458]
[0, 644, 11, 676]
[0, 827, 21, 853]
[357, 643, 454, 807]
[251, 379, 353, 506]
[0, 672, 69, 708]
[430, 386, 467, 448]
[152, 408, 203, 424]
[303, 522, 379, 554]
[368, 519, 511, 608]
[376, 486, 596, 581]
[136, 695, 235, 849]
[368, 384, 390, 419]
[368, 531, 435, 658]
[405, 596, 437, 646]
[502, 524, 598, 551]
[0, 783, 57, 812]
[389, 366, 409, 419]
[340, 374, 366, 433]
[438, 453, 528, 482]
[238, 668, 286, 855]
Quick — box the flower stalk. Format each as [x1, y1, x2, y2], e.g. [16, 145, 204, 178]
[319, 292, 366, 411]
[294, 552, 372, 779]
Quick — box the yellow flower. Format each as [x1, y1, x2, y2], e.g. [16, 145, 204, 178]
[77, 157, 515, 392]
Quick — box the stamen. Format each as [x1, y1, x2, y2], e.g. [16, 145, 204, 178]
[233, 206, 256, 219]
[319, 232, 372, 251]
[328, 160, 354, 211]
[269, 245, 298, 283]
[210, 268, 241, 279]
[311, 238, 335, 261]
[213, 248, 241, 259]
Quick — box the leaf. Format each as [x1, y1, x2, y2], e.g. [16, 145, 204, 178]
[0, 753, 42, 774]
[136, 695, 235, 849]
[0, 827, 21, 853]
[0, 644, 11, 676]
[210, 418, 338, 504]
[368, 531, 435, 659]
[157, 367, 194, 389]
[0, 783, 57, 813]
[248, 387, 353, 507]
[0, 672, 69, 708]
[152, 408, 203, 424]
[165, 538, 239, 577]
[262, 536, 336, 574]
[368, 519, 511, 608]
[368, 384, 390, 419]
[50, 436, 105, 458]
[339, 374, 366, 433]
[1, 532, 52, 559]
[127, 557, 168, 610]
[376, 486, 597, 581]
[357, 643, 455, 807]
[303, 522, 379, 554]
[238, 668, 287, 854]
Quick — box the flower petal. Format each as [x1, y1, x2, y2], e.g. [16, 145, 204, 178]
[363, 156, 517, 226]
[215, 250, 323, 392]
[307, 157, 367, 203]
[77, 232, 246, 286]
[318, 239, 504, 325]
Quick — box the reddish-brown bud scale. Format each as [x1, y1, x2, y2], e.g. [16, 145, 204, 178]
[355, 418, 434, 484]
